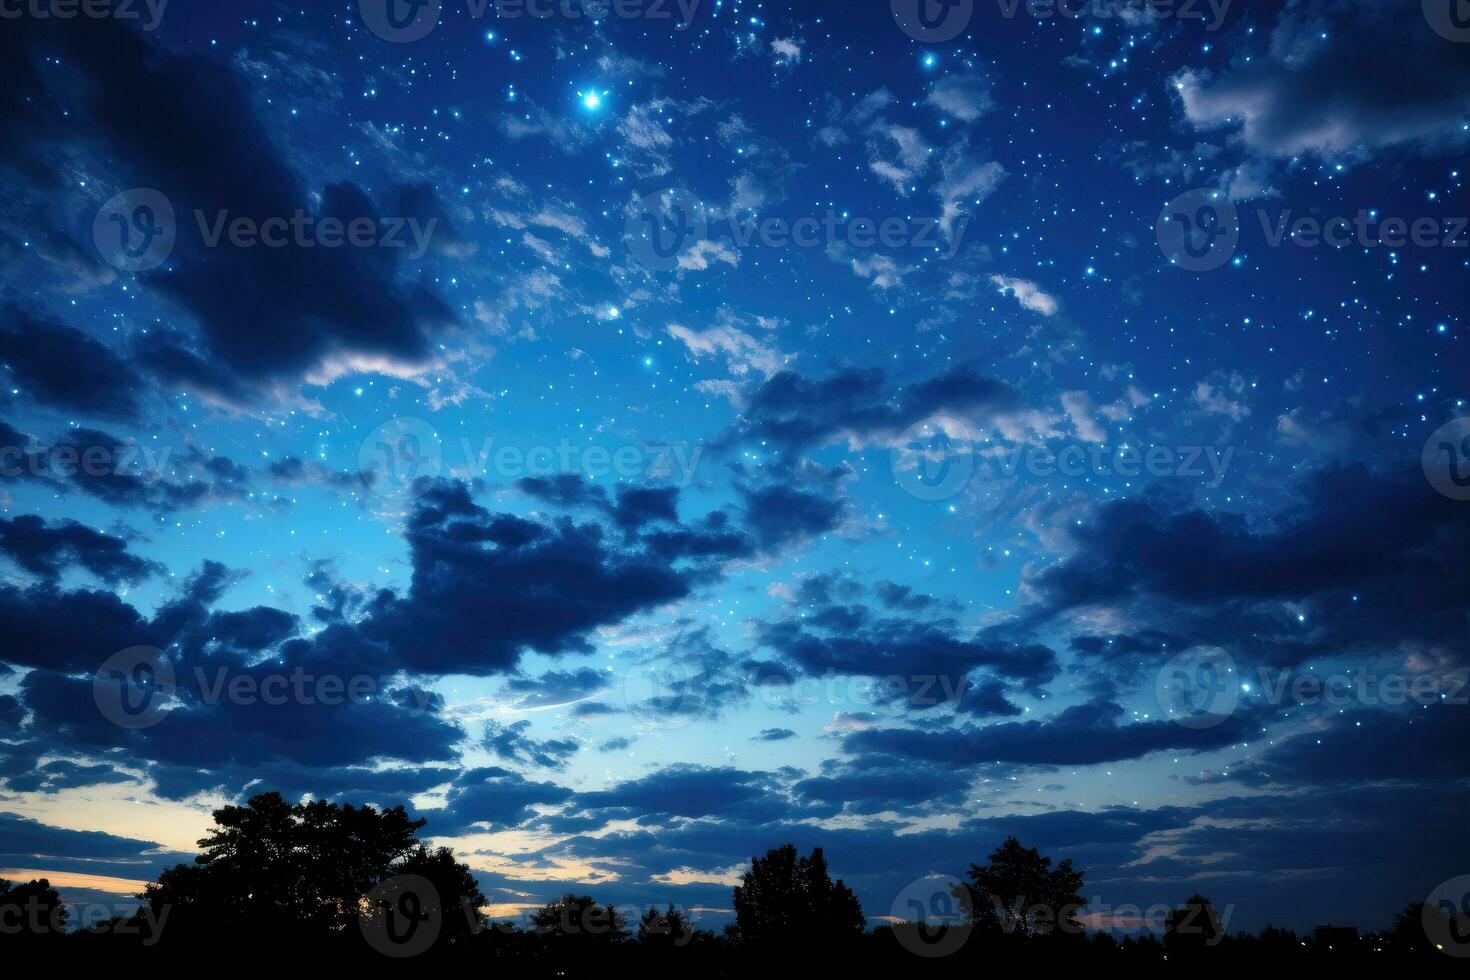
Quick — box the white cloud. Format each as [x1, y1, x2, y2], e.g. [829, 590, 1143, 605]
[991, 275, 1059, 316]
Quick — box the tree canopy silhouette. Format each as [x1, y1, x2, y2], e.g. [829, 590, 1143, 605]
[730, 844, 864, 948]
[953, 836, 1085, 938]
[143, 791, 482, 947]
[0, 877, 67, 940]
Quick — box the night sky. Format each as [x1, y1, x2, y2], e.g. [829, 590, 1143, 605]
[1, 0, 1468, 938]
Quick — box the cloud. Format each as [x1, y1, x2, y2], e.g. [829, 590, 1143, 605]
[991, 275, 1059, 316]
[926, 73, 994, 122]
[0, 18, 460, 404]
[0, 516, 161, 585]
[667, 322, 787, 378]
[846, 697, 1256, 766]
[1172, 0, 1470, 161]
[0, 305, 143, 420]
[936, 146, 1006, 240]
[724, 365, 1019, 454]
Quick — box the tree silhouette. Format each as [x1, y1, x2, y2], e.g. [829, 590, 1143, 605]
[530, 893, 629, 943]
[637, 903, 694, 947]
[730, 844, 864, 948]
[953, 836, 1085, 938]
[141, 791, 479, 950]
[1164, 893, 1225, 955]
[0, 877, 67, 939]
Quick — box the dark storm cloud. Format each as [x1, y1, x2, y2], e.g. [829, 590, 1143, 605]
[3, 759, 133, 794]
[0, 305, 143, 420]
[1176, 0, 1470, 161]
[0, 812, 195, 882]
[794, 757, 968, 815]
[482, 720, 581, 770]
[1018, 464, 1470, 672]
[1186, 703, 1470, 789]
[0, 515, 161, 584]
[0, 584, 157, 673]
[516, 473, 681, 533]
[364, 481, 693, 674]
[501, 667, 611, 709]
[0, 17, 458, 402]
[437, 766, 575, 835]
[571, 765, 789, 824]
[724, 364, 1018, 453]
[737, 481, 846, 550]
[845, 697, 1257, 767]
[954, 679, 1024, 718]
[757, 603, 1058, 703]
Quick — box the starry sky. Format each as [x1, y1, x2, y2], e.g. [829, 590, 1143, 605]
[1, 0, 1468, 938]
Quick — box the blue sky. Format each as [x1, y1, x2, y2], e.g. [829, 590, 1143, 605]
[0, 0, 1468, 938]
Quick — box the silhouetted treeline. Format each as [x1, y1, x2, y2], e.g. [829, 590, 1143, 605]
[3, 793, 1463, 971]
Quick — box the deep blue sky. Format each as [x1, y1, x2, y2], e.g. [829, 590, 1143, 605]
[0, 0, 1468, 938]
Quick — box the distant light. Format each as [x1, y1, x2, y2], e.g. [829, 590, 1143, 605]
[582, 92, 602, 110]
[921, 52, 937, 69]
